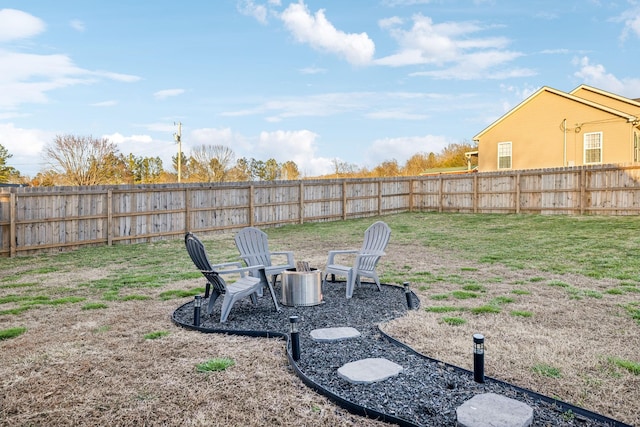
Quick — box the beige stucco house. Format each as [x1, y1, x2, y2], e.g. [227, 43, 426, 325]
[473, 85, 640, 172]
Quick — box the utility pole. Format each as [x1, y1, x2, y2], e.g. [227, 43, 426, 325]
[174, 121, 182, 183]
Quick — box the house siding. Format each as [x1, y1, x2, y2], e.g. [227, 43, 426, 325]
[476, 87, 638, 172]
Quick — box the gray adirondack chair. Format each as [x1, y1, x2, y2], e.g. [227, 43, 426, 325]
[234, 227, 295, 293]
[322, 221, 391, 299]
[185, 232, 280, 322]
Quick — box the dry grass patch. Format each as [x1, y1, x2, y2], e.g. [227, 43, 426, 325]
[2, 213, 640, 426]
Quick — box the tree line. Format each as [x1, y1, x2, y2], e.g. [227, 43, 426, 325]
[0, 135, 478, 186]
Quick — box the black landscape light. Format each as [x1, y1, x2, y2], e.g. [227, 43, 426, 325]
[289, 316, 301, 361]
[473, 333, 485, 383]
[403, 282, 413, 309]
[193, 295, 202, 327]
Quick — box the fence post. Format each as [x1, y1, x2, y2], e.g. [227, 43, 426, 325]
[409, 179, 414, 212]
[249, 185, 255, 227]
[299, 182, 304, 224]
[378, 181, 382, 216]
[185, 188, 191, 232]
[9, 192, 16, 257]
[515, 172, 521, 214]
[473, 174, 478, 213]
[107, 189, 113, 246]
[342, 181, 347, 220]
[438, 176, 443, 213]
[580, 169, 586, 215]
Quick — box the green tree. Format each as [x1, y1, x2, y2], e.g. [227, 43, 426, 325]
[121, 154, 163, 184]
[263, 158, 280, 181]
[172, 152, 189, 181]
[249, 158, 265, 181]
[0, 144, 18, 183]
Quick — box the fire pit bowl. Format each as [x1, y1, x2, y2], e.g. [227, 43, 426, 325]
[281, 268, 323, 306]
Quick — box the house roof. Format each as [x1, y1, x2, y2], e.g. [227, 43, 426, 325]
[473, 86, 638, 141]
[570, 84, 640, 109]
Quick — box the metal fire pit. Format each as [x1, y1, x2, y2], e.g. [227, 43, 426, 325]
[281, 268, 323, 307]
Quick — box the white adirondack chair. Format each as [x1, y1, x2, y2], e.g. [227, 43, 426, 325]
[184, 232, 280, 322]
[322, 221, 391, 298]
[234, 227, 295, 294]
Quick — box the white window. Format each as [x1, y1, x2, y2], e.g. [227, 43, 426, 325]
[497, 142, 512, 169]
[583, 132, 602, 164]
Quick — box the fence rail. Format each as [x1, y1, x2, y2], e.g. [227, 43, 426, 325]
[2, 164, 640, 256]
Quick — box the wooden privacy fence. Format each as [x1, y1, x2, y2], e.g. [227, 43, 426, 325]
[2, 164, 640, 257]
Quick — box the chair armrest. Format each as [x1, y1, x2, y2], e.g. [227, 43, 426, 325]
[327, 249, 358, 265]
[209, 261, 244, 269]
[206, 263, 267, 278]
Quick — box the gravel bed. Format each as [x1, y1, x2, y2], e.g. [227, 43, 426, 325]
[173, 281, 626, 427]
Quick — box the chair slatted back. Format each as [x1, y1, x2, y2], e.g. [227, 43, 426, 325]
[234, 227, 273, 267]
[358, 221, 391, 271]
[185, 232, 226, 294]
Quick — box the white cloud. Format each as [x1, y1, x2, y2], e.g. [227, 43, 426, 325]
[104, 132, 153, 145]
[70, 19, 85, 32]
[365, 110, 428, 120]
[93, 70, 140, 82]
[153, 89, 185, 100]
[101, 132, 177, 166]
[0, 49, 140, 108]
[572, 56, 640, 96]
[279, 2, 375, 66]
[375, 13, 531, 79]
[222, 92, 371, 121]
[366, 134, 450, 166]
[237, 0, 269, 24]
[190, 127, 236, 145]
[184, 126, 334, 176]
[0, 9, 45, 42]
[90, 100, 117, 107]
[0, 123, 53, 175]
[256, 129, 332, 176]
[189, 127, 253, 156]
[0, 9, 140, 110]
[616, 6, 640, 41]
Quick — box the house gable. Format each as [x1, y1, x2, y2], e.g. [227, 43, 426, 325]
[570, 85, 640, 117]
[473, 86, 639, 172]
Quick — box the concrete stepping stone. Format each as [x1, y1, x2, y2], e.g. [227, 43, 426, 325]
[337, 358, 403, 384]
[457, 393, 533, 427]
[310, 326, 361, 342]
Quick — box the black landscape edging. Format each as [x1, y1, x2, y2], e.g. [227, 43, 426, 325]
[172, 300, 419, 426]
[172, 293, 632, 427]
[378, 329, 632, 427]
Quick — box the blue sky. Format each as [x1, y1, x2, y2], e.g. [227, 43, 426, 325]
[1, 1, 639, 178]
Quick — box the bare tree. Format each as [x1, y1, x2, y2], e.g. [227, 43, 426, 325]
[42, 135, 120, 185]
[188, 144, 235, 182]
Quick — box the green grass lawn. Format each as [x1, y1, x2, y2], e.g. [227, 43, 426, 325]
[2, 212, 640, 314]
